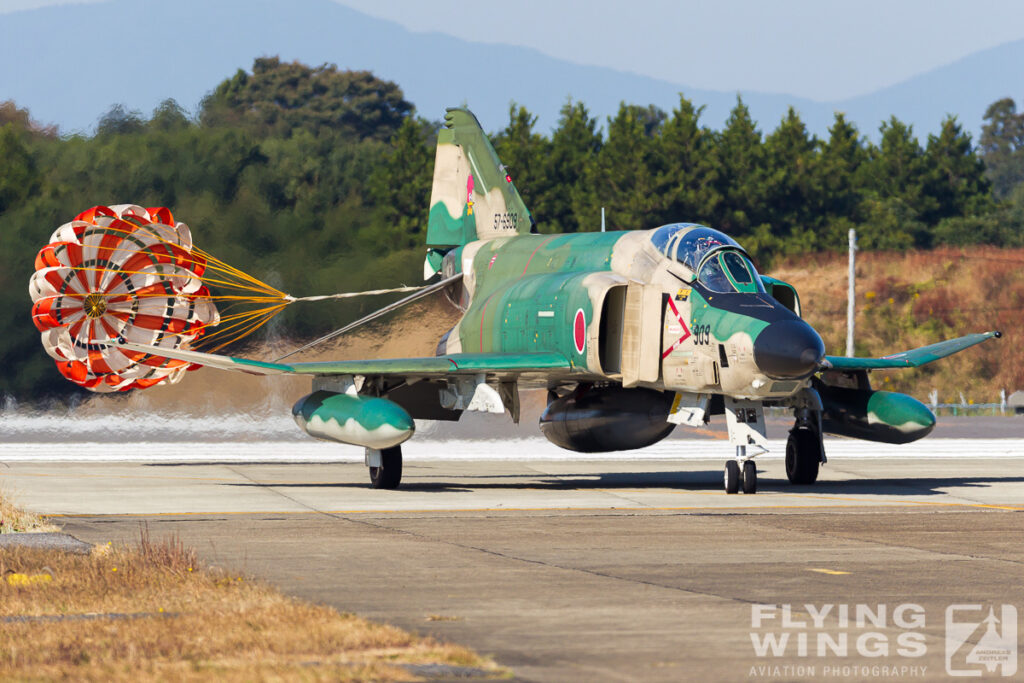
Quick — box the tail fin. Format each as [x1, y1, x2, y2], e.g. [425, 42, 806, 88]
[424, 108, 535, 278]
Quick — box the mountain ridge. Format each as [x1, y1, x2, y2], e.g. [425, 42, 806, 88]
[1, 0, 1020, 139]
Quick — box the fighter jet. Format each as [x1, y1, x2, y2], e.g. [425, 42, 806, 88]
[120, 108, 1000, 493]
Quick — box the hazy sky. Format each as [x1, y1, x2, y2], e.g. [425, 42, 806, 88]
[4, 0, 1024, 101]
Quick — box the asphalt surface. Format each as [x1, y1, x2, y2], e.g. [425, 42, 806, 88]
[4, 452, 1024, 682]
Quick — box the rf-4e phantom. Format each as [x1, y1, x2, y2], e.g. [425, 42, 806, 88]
[121, 109, 1000, 493]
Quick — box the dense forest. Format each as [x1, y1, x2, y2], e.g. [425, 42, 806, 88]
[2, 57, 1024, 402]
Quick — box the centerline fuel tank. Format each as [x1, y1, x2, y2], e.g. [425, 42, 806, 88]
[539, 386, 676, 453]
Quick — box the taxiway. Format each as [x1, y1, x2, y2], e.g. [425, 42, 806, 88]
[3, 449, 1023, 681]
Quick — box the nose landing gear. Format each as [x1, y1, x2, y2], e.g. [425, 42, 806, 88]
[724, 445, 759, 494]
[722, 398, 767, 494]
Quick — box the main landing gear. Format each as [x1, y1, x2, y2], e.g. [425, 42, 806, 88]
[786, 395, 825, 485]
[724, 446, 758, 494]
[785, 428, 820, 485]
[366, 445, 403, 489]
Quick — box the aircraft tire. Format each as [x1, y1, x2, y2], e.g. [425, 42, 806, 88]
[369, 446, 403, 489]
[786, 429, 819, 485]
[742, 460, 757, 494]
[724, 460, 740, 494]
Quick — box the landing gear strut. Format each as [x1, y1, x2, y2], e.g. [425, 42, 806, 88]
[724, 445, 757, 494]
[367, 445, 403, 489]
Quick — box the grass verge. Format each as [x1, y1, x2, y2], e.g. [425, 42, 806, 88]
[0, 526, 504, 681]
[0, 486, 57, 534]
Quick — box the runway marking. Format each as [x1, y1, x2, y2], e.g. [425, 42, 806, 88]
[44, 500, 1024, 518]
[807, 568, 850, 575]
[1, 471, 235, 483]
[780, 493, 1024, 511]
[7, 474, 1024, 512]
[601, 489, 1024, 511]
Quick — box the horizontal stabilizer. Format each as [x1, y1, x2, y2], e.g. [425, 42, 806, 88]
[824, 331, 1000, 371]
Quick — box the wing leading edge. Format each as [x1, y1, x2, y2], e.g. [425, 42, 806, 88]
[824, 331, 1001, 371]
[113, 341, 572, 378]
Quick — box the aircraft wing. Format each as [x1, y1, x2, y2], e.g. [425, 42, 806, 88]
[824, 331, 1001, 371]
[114, 341, 573, 379]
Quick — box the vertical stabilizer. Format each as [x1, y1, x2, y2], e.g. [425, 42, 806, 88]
[424, 108, 535, 277]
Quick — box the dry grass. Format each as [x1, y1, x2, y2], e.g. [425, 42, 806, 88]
[0, 486, 57, 534]
[0, 527, 503, 681]
[772, 246, 1023, 401]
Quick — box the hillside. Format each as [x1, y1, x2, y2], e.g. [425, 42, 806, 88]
[772, 247, 1019, 402]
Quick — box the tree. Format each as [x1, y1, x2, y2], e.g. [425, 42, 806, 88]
[819, 112, 868, 224]
[492, 104, 550, 214]
[979, 98, 1024, 200]
[96, 103, 145, 136]
[762, 107, 821, 239]
[200, 57, 414, 140]
[0, 124, 39, 214]
[368, 116, 435, 250]
[924, 116, 990, 223]
[149, 98, 190, 131]
[573, 103, 666, 231]
[860, 117, 934, 247]
[0, 100, 57, 138]
[655, 94, 718, 225]
[540, 100, 602, 233]
[711, 96, 767, 236]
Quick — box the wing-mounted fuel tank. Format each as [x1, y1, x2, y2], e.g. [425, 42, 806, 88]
[539, 385, 676, 452]
[292, 390, 415, 449]
[814, 376, 935, 444]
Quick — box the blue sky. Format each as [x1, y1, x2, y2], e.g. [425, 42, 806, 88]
[3, 0, 1024, 101]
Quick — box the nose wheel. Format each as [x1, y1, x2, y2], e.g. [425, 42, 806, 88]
[724, 460, 740, 494]
[724, 446, 758, 494]
[742, 460, 757, 493]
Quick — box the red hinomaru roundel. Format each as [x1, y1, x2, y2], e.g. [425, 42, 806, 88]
[28, 204, 220, 393]
[573, 309, 586, 355]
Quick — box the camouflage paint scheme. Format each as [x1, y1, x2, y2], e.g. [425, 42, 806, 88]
[292, 390, 415, 449]
[419, 108, 815, 402]
[116, 108, 1000, 469]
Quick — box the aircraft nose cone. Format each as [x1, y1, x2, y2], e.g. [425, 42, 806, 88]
[753, 319, 825, 379]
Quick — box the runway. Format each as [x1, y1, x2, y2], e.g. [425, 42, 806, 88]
[3, 442, 1024, 681]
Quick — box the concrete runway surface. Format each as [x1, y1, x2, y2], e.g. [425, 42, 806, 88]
[3, 445, 1024, 682]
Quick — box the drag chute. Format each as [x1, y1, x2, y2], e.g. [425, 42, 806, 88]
[30, 204, 434, 393]
[29, 204, 219, 392]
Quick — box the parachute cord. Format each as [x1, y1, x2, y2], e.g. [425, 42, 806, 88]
[282, 284, 426, 303]
[273, 272, 463, 361]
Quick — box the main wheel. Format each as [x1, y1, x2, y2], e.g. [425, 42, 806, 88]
[785, 429, 820, 485]
[742, 460, 757, 494]
[369, 446, 403, 489]
[724, 460, 740, 494]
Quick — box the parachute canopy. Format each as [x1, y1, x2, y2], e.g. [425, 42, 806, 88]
[29, 204, 435, 394]
[29, 204, 219, 392]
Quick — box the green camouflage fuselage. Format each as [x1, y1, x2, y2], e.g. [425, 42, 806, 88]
[438, 227, 798, 399]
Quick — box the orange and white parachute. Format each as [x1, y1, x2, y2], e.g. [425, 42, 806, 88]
[29, 204, 219, 392]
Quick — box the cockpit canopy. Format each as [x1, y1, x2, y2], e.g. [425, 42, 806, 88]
[650, 223, 765, 294]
